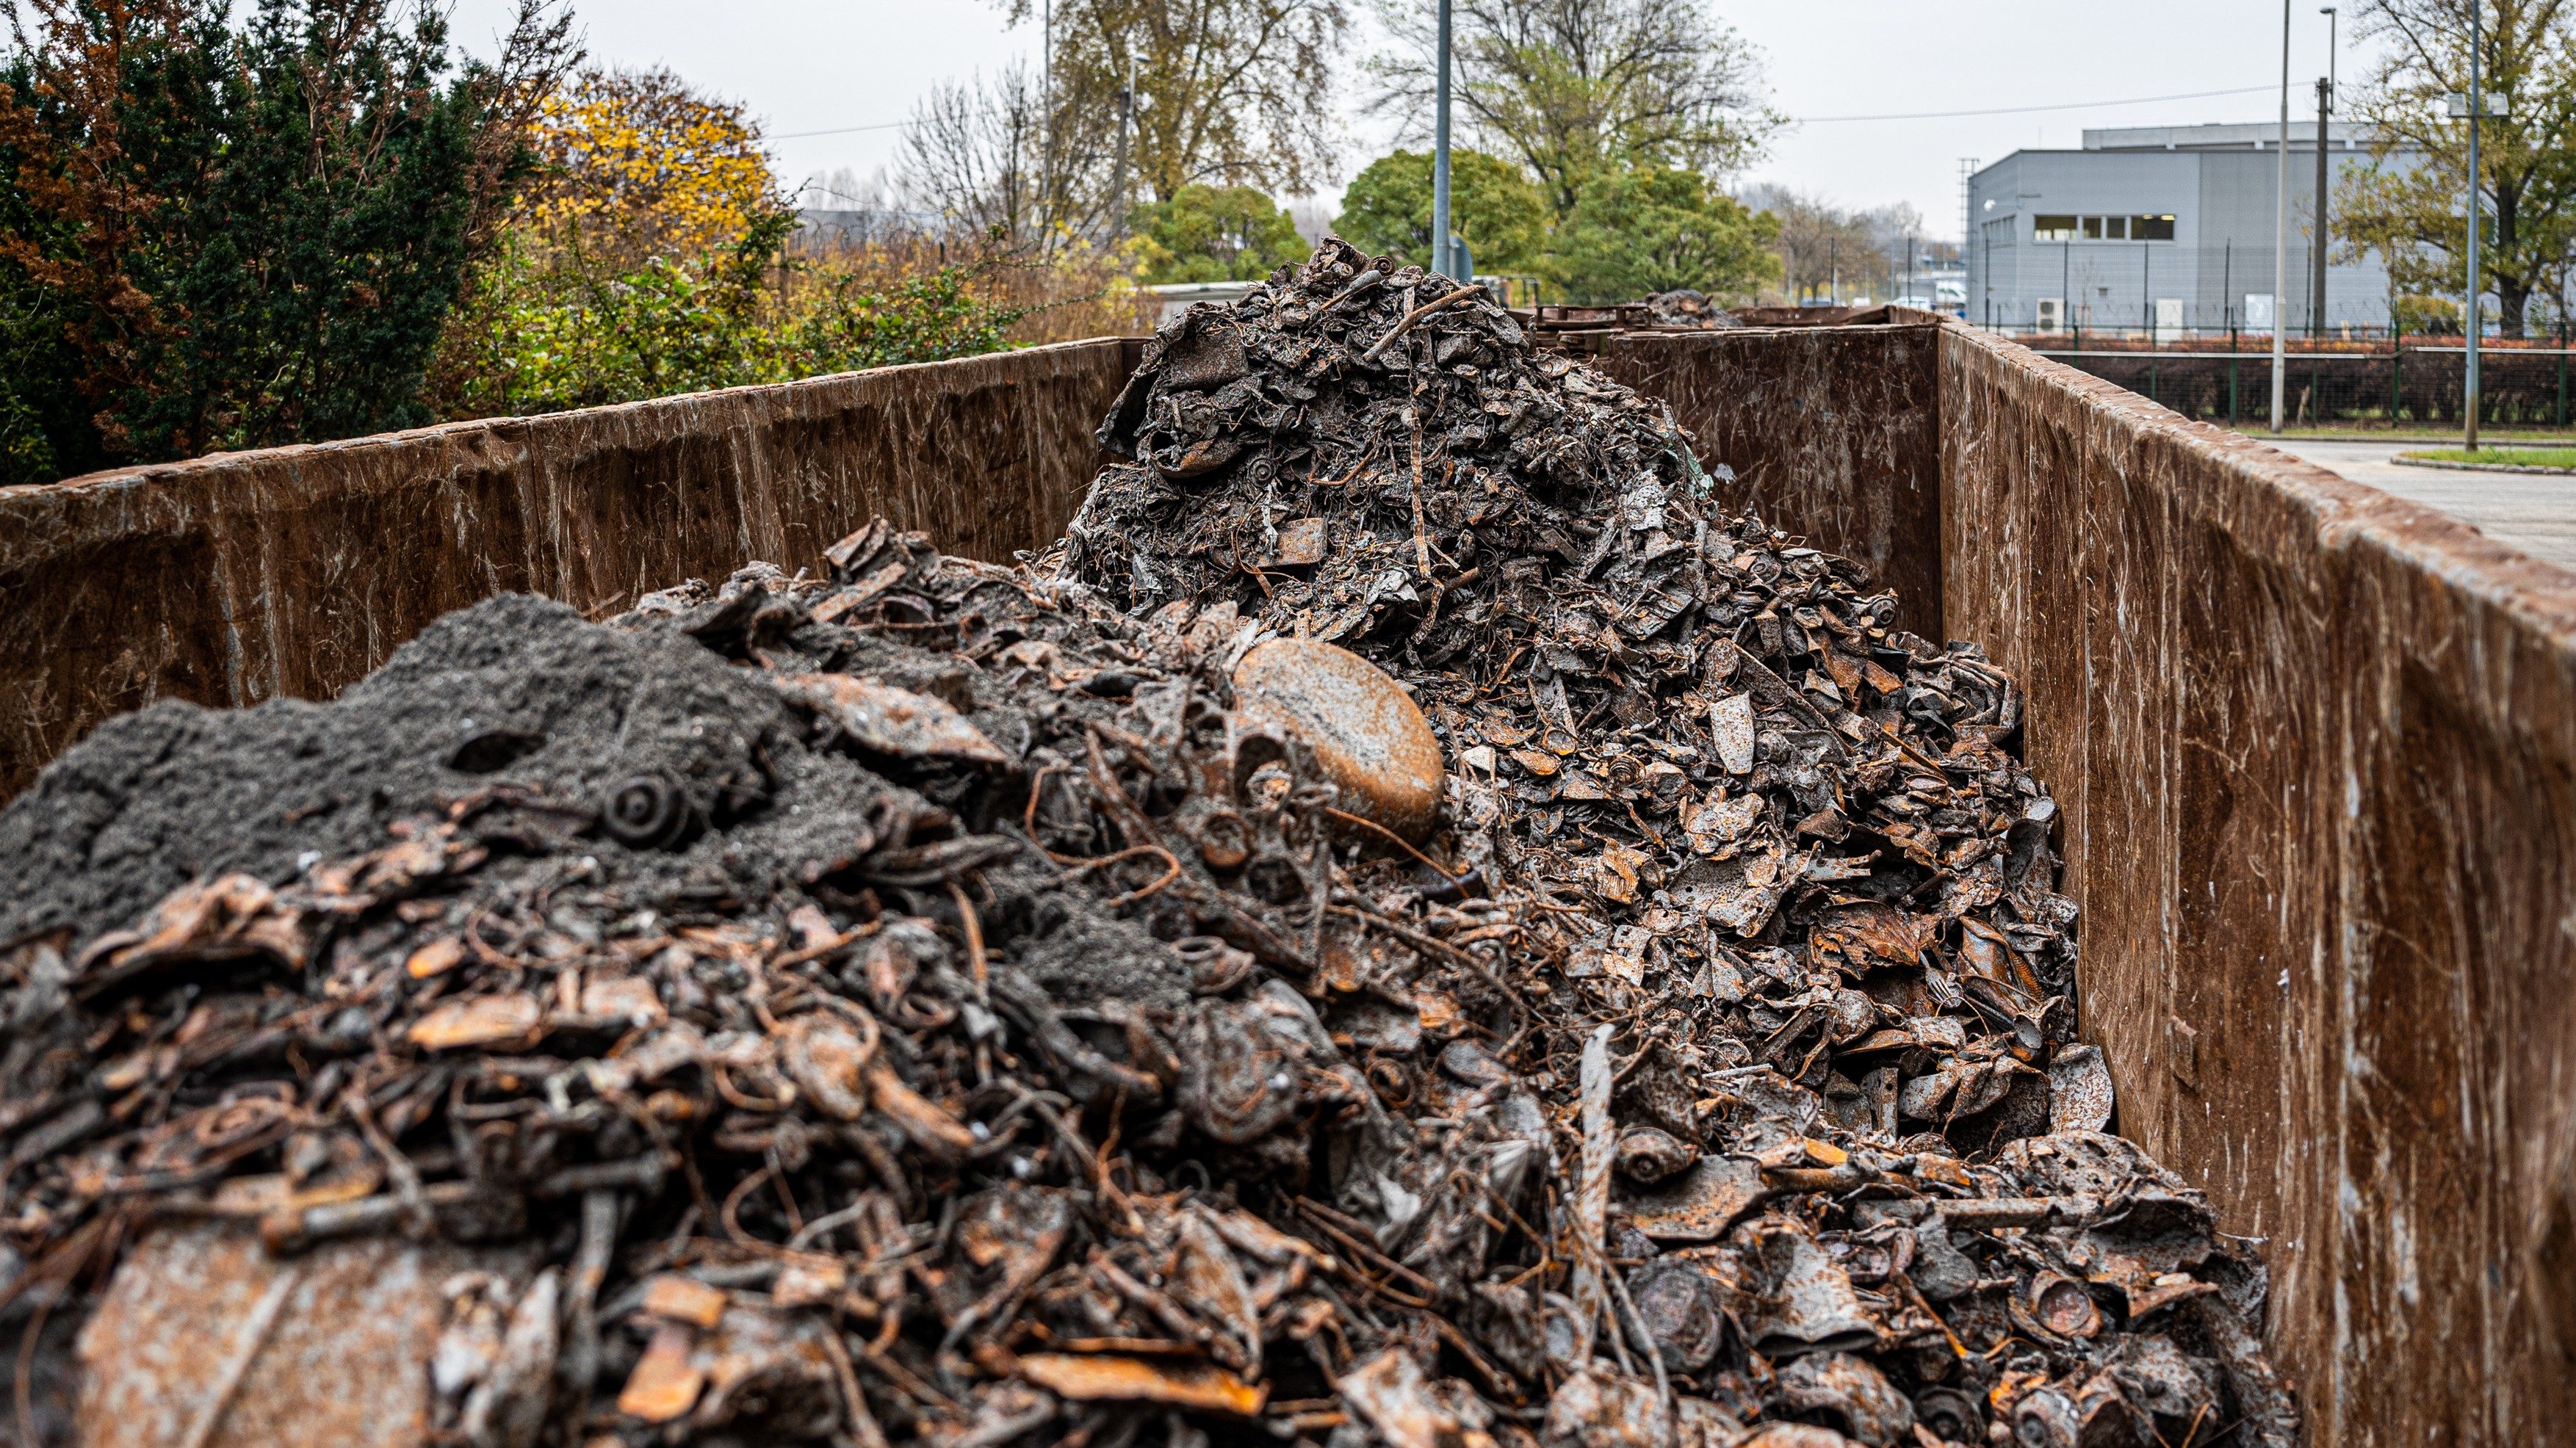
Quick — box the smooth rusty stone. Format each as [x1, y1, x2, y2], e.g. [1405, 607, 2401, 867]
[1230, 639, 1443, 842]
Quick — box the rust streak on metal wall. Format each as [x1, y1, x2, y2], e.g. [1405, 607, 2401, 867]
[0, 339, 1136, 801]
[1598, 325, 1944, 638]
[1940, 323, 2576, 1447]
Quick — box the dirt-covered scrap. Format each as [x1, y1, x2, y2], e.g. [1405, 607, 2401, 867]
[0, 590, 883, 952]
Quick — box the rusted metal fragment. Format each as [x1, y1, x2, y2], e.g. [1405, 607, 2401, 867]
[2045, 1044, 2114, 1133]
[75, 1223, 530, 1448]
[406, 992, 542, 1050]
[1735, 1217, 1875, 1355]
[1622, 1156, 1766, 1242]
[616, 1324, 704, 1423]
[1775, 1351, 1913, 1447]
[1014, 1354, 1264, 1413]
[641, 1275, 729, 1330]
[773, 673, 1009, 764]
[1537, 1369, 1663, 1448]
[1337, 1347, 1465, 1448]
[1270, 517, 1329, 565]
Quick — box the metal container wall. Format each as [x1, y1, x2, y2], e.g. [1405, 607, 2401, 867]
[1940, 325, 2576, 1448]
[0, 339, 1140, 800]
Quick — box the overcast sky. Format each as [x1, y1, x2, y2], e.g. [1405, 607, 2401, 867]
[444, 0, 2380, 240]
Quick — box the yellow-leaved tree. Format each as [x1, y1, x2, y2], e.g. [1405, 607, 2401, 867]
[434, 66, 1022, 417]
[518, 67, 793, 269]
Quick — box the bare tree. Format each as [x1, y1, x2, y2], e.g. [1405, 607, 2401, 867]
[898, 59, 1125, 252]
[1742, 185, 1922, 302]
[1368, 0, 1779, 220]
[2338, 0, 2576, 334]
[996, 0, 1349, 206]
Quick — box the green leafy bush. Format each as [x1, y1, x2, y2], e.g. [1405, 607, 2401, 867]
[1549, 165, 1778, 304]
[1333, 149, 1548, 275]
[1132, 184, 1307, 283]
[450, 220, 1022, 416]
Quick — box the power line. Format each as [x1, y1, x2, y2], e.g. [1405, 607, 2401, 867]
[1796, 84, 2277, 124]
[769, 120, 909, 140]
[764, 82, 2285, 145]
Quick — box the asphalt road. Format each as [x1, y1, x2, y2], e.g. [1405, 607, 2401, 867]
[2262, 437, 2576, 574]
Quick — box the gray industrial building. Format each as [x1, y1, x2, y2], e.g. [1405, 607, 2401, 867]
[1965, 121, 2424, 335]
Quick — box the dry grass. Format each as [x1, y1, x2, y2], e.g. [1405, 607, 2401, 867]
[791, 234, 1155, 345]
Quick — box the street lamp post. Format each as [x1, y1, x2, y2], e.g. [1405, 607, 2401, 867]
[1432, 0, 1454, 280]
[2315, 7, 2337, 338]
[2273, 0, 2291, 432]
[2467, 1, 2484, 450]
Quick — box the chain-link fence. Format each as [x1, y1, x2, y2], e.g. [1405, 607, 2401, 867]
[1995, 336, 2576, 429]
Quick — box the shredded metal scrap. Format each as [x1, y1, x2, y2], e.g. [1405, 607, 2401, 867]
[0, 241, 2296, 1448]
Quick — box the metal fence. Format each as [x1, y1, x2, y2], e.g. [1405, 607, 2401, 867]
[1999, 338, 2576, 429]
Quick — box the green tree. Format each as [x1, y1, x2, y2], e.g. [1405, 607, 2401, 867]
[2337, 0, 2576, 335]
[1333, 148, 1548, 272]
[1131, 183, 1306, 282]
[1368, 0, 1778, 222]
[0, 0, 574, 485]
[1549, 164, 1778, 304]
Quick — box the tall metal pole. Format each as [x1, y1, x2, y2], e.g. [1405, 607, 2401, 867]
[2273, 0, 2292, 432]
[1432, 0, 1454, 279]
[1111, 44, 1133, 242]
[2317, 7, 2337, 336]
[2467, 1, 2484, 449]
[2314, 79, 2332, 335]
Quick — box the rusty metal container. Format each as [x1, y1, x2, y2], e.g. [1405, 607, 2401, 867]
[3, 311, 2568, 1445]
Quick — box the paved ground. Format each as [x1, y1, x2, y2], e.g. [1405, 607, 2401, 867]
[2260, 436, 2576, 573]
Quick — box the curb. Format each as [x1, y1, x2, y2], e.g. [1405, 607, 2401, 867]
[2392, 454, 2576, 475]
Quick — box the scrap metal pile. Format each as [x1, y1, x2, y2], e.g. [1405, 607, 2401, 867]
[0, 239, 2295, 1448]
[1641, 292, 1742, 329]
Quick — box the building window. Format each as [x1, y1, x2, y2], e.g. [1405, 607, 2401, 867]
[2043, 213, 2179, 242]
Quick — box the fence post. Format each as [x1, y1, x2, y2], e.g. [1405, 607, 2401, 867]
[2229, 322, 2240, 427]
[2559, 316, 2567, 428]
[2391, 317, 2402, 427]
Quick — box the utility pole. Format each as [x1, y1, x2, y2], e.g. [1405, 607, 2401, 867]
[2467, 0, 2485, 450]
[1111, 44, 1134, 242]
[1432, 0, 1454, 279]
[2316, 7, 2337, 337]
[2313, 79, 2332, 336]
[2272, 0, 2291, 432]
